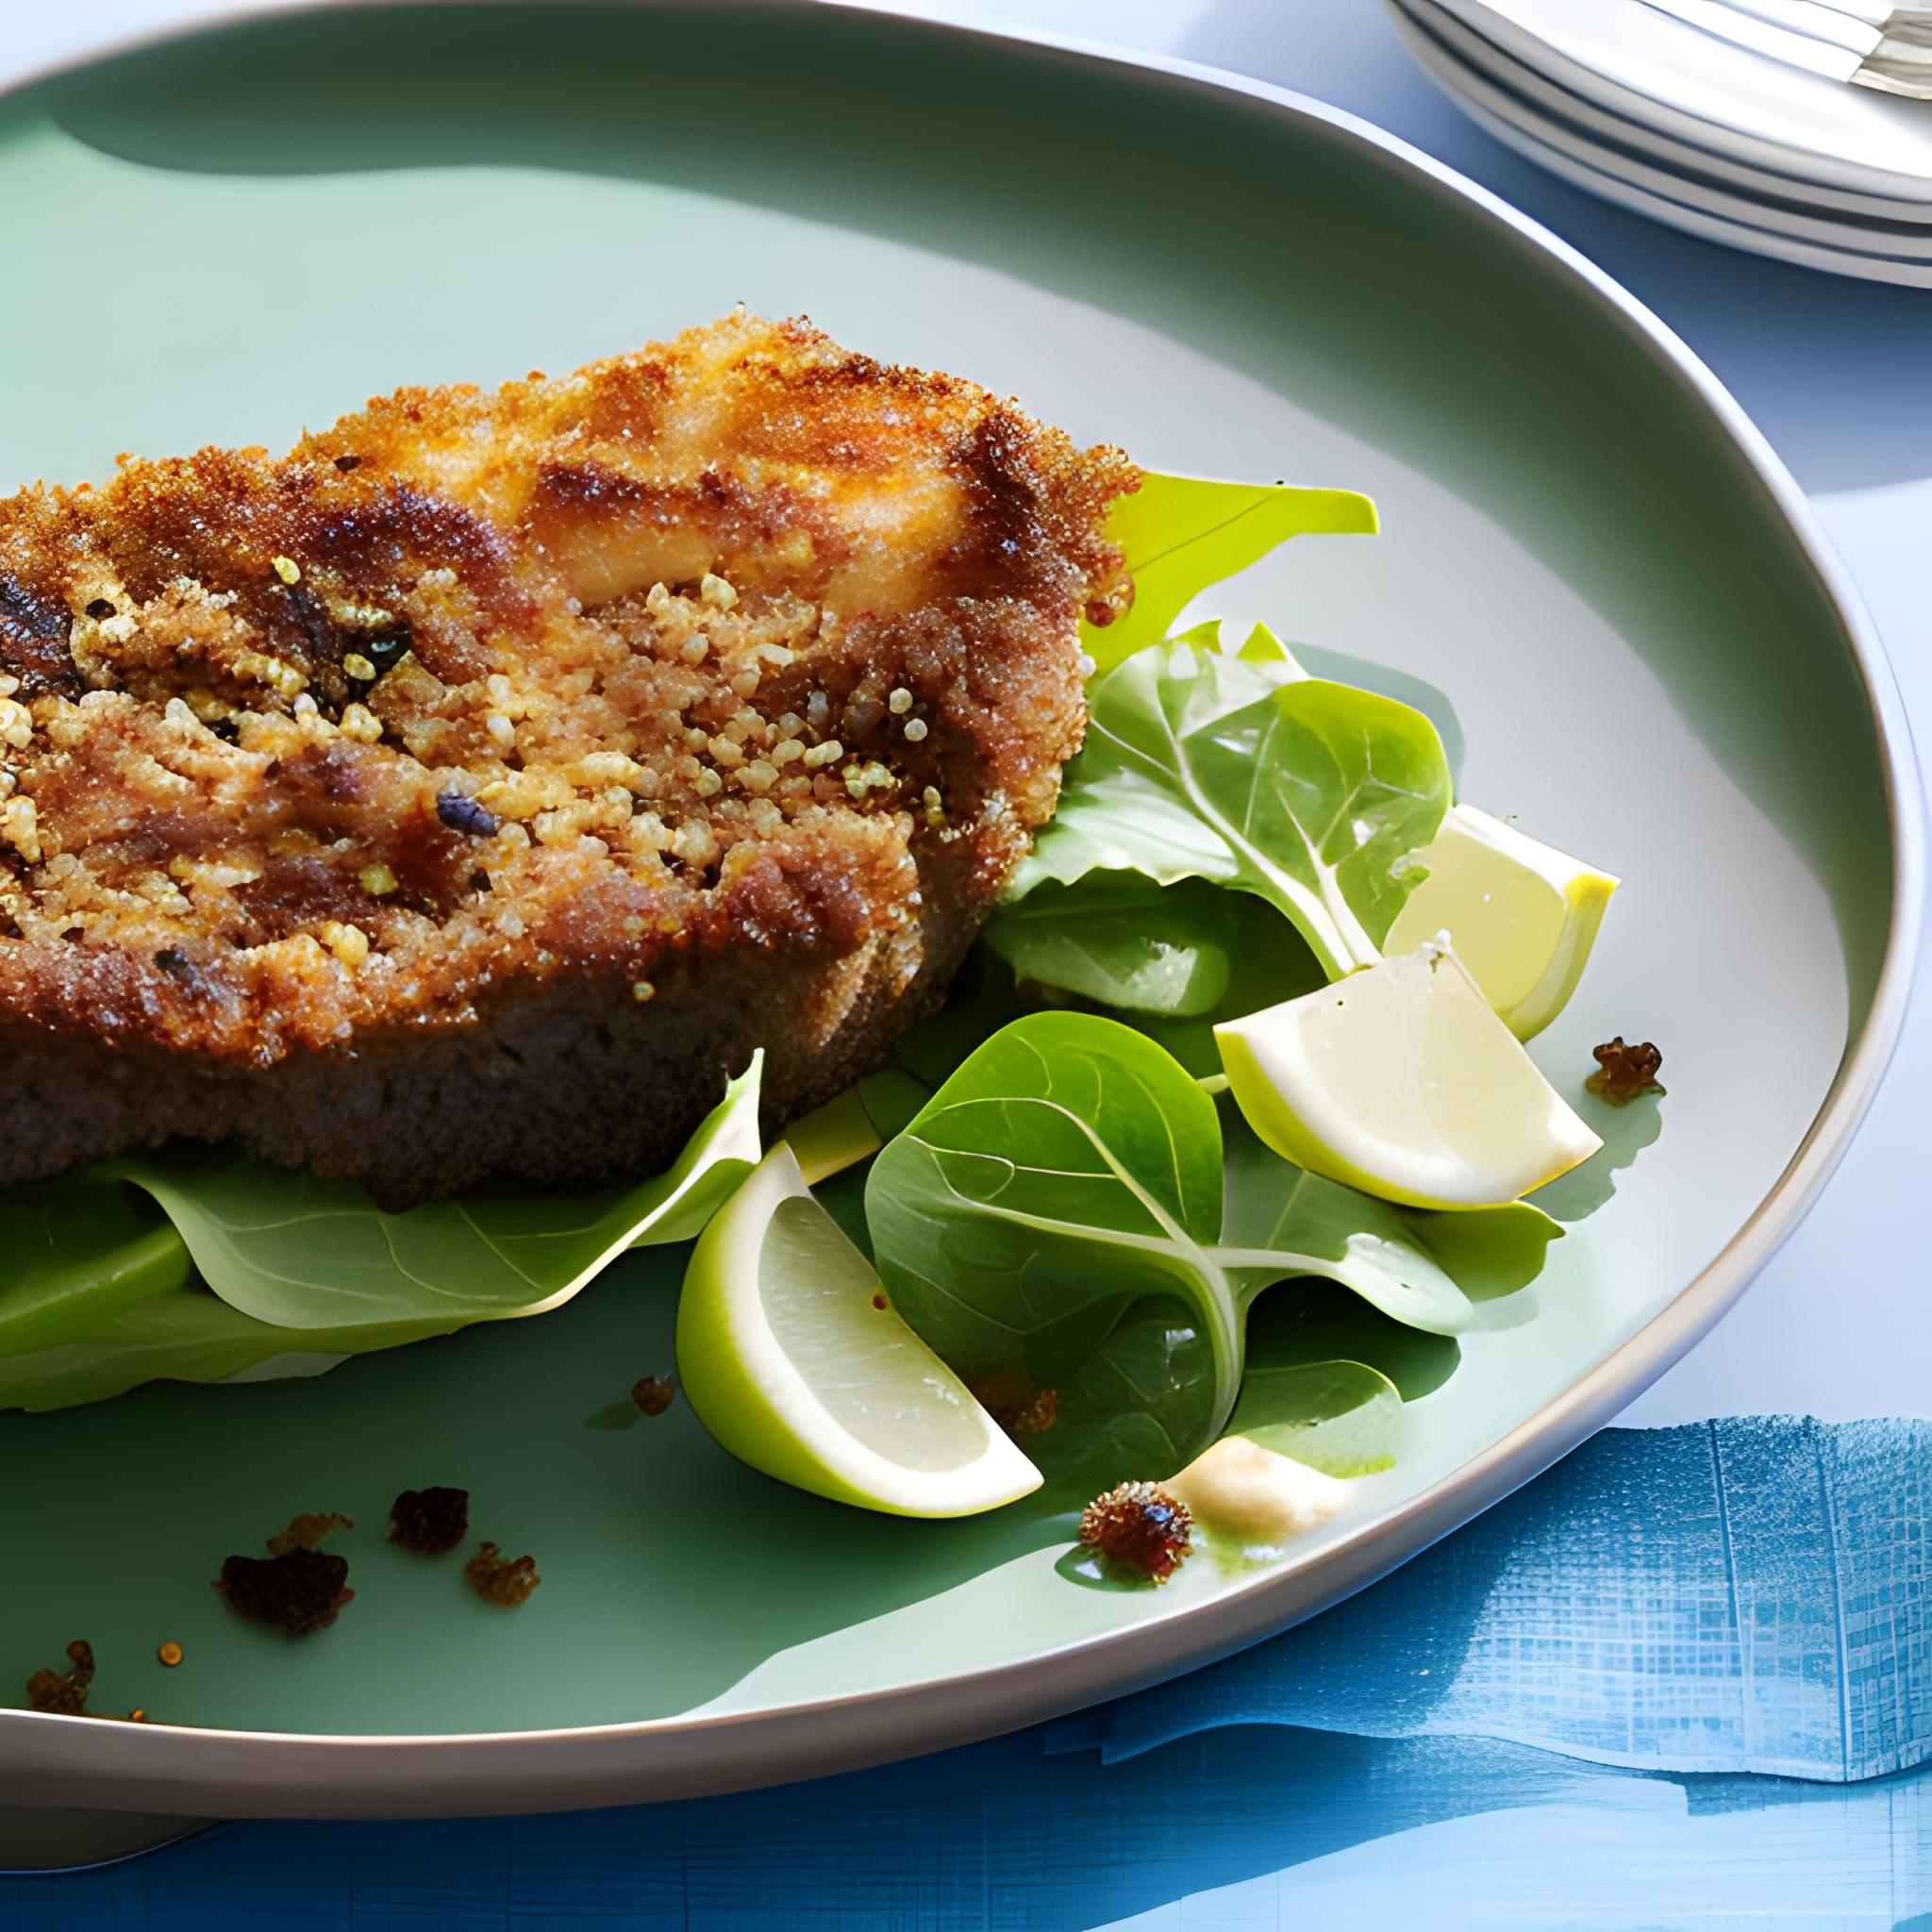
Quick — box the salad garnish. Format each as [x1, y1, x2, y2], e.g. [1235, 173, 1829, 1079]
[1009, 633, 1451, 981]
[0, 462, 1633, 1578]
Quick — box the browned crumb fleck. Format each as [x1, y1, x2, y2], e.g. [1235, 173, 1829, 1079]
[465, 1541, 541, 1608]
[25, 1639, 94, 1715]
[1078, 1481, 1195, 1584]
[1587, 1037, 1665, 1105]
[630, 1374, 676, 1418]
[387, 1486, 470, 1555]
[1005, 1387, 1058, 1435]
[158, 1641, 183, 1667]
[971, 1368, 1058, 1438]
[217, 1549, 354, 1634]
[266, 1510, 354, 1556]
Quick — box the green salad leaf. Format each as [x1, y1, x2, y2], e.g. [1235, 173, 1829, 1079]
[1085, 472, 1377, 674]
[1036, 1298, 1219, 1495]
[1216, 1108, 1561, 1327]
[0, 1283, 460, 1414]
[0, 1174, 192, 1357]
[865, 1013, 1556, 1459]
[1010, 639, 1452, 979]
[107, 1053, 763, 1331]
[866, 1012, 1243, 1425]
[1125, 894, 1326, 1076]
[1028, 1294, 1407, 1497]
[993, 887, 1324, 1079]
[0, 1057, 765, 1410]
[1228, 1357, 1405, 1477]
[982, 874, 1238, 1017]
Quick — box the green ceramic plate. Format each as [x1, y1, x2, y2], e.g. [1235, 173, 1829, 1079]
[0, 2, 1918, 1819]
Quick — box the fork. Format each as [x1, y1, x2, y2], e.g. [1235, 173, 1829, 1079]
[1638, 0, 1932, 96]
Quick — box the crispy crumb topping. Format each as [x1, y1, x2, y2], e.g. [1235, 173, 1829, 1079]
[971, 1367, 1058, 1438]
[0, 311, 1134, 1068]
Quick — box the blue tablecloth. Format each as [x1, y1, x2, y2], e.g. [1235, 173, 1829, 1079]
[1054, 1418, 1932, 1785]
[10, 1738, 1932, 1929]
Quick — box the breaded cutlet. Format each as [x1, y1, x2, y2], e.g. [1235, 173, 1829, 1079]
[0, 311, 1136, 1204]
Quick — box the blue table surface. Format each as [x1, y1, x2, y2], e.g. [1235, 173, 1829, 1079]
[6, 3, 1932, 1924]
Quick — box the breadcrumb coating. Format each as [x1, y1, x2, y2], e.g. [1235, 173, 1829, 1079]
[0, 312, 1134, 1200]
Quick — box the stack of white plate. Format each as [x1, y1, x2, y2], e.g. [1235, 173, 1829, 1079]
[1386, 0, 1932, 285]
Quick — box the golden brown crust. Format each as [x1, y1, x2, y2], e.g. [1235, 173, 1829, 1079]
[0, 312, 1135, 1198]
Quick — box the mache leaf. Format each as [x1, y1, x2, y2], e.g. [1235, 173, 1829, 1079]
[982, 874, 1238, 1017]
[866, 1014, 1554, 1461]
[1011, 641, 1452, 979]
[1116, 893, 1326, 1078]
[1034, 1294, 1407, 1497]
[1227, 1357, 1405, 1477]
[864, 1013, 1244, 1427]
[1033, 1297, 1219, 1499]
[108, 1053, 763, 1331]
[0, 1173, 192, 1357]
[1215, 1108, 1562, 1333]
[0, 1282, 460, 1414]
[1085, 472, 1377, 673]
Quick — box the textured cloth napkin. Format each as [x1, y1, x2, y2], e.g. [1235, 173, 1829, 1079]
[1049, 1417, 1932, 1783]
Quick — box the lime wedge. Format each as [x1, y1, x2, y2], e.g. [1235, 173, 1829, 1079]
[1384, 805, 1617, 1040]
[676, 1145, 1042, 1517]
[1215, 942, 1602, 1209]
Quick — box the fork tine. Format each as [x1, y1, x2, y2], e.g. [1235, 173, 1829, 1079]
[1854, 9, 1932, 93]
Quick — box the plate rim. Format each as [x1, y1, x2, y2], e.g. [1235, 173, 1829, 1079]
[0, 0, 1922, 1816]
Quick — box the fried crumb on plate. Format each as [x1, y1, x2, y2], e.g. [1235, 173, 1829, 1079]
[465, 1541, 541, 1607]
[25, 1638, 94, 1715]
[630, 1374, 676, 1418]
[266, 1510, 354, 1556]
[1587, 1036, 1665, 1104]
[1079, 1481, 1195, 1585]
[388, 1486, 471, 1555]
[217, 1548, 354, 1635]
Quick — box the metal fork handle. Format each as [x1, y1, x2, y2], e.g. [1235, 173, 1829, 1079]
[1853, 9, 1932, 92]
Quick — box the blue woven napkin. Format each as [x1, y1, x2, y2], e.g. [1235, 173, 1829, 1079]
[1048, 1417, 1932, 1782]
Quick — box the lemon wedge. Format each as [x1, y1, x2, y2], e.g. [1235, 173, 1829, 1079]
[1384, 805, 1617, 1040]
[1215, 941, 1602, 1209]
[675, 1144, 1042, 1517]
